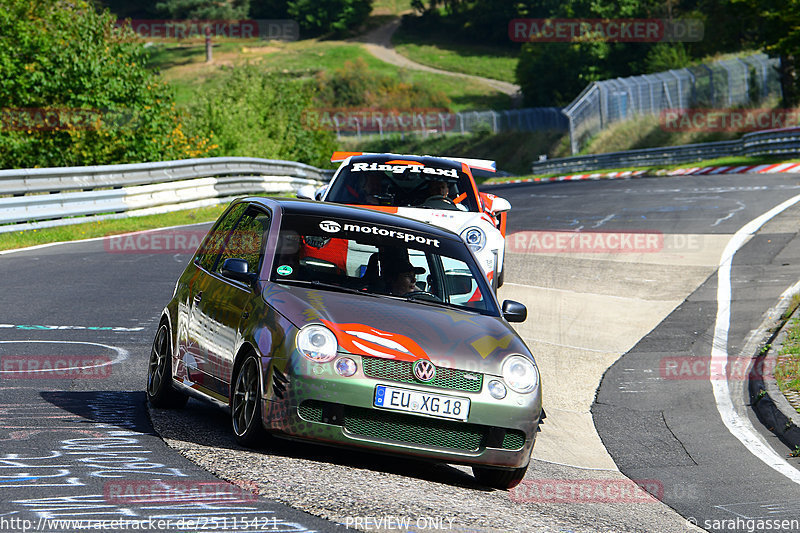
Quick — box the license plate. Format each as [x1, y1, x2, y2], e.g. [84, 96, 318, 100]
[374, 385, 470, 421]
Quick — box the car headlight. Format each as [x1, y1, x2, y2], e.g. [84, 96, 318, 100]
[297, 324, 338, 363]
[461, 227, 486, 252]
[502, 355, 539, 394]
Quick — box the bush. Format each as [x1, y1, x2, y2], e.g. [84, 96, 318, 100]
[314, 58, 452, 110]
[287, 0, 373, 38]
[185, 65, 337, 168]
[0, 0, 213, 169]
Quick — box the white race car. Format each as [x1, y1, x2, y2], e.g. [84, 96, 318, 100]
[298, 152, 511, 288]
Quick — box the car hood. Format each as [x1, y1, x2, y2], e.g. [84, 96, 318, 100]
[360, 205, 494, 234]
[263, 283, 531, 372]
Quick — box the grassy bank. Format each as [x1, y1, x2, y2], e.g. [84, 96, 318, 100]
[146, 38, 512, 111]
[0, 204, 228, 252]
[776, 314, 800, 415]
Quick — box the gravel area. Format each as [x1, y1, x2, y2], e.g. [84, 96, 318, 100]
[149, 400, 697, 533]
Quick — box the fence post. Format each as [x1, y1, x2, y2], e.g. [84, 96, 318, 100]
[702, 64, 714, 106]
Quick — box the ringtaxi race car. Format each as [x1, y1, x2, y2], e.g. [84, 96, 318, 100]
[147, 197, 542, 488]
[298, 152, 512, 288]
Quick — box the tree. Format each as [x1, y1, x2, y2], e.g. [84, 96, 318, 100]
[155, 0, 250, 19]
[0, 0, 212, 169]
[185, 65, 337, 168]
[728, 0, 800, 106]
[287, 0, 372, 37]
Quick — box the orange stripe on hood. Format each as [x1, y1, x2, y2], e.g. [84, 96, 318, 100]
[322, 321, 429, 362]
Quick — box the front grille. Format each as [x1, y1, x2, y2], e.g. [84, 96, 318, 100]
[298, 401, 323, 422]
[361, 357, 483, 392]
[298, 400, 527, 453]
[343, 406, 483, 451]
[501, 430, 526, 450]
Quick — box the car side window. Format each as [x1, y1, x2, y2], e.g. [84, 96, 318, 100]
[215, 207, 271, 276]
[196, 203, 247, 272]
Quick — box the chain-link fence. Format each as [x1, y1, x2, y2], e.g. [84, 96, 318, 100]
[563, 53, 781, 154]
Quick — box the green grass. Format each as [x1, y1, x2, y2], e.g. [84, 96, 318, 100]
[776, 316, 800, 411]
[372, 0, 414, 14]
[0, 204, 229, 252]
[392, 28, 519, 84]
[146, 39, 511, 111]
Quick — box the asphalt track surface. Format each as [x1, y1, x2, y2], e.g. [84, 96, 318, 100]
[1, 173, 800, 532]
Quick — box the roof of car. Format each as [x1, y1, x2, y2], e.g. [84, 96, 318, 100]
[348, 153, 463, 170]
[238, 197, 463, 242]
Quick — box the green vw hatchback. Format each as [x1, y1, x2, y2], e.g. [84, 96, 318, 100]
[147, 197, 543, 488]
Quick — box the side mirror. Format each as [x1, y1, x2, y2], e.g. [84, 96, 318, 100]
[296, 185, 316, 200]
[489, 196, 511, 214]
[314, 185, 328, 200]
[502, 300, 527, 323]
[220, 258, 257, 287]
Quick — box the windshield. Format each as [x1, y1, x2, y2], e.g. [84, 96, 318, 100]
[325, 158, 480, 212]
[269, 214, 498, 316]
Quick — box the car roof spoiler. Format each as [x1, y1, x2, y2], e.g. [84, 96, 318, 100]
[330, 151, 496, 173]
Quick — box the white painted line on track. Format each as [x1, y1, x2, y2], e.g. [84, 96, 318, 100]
[711, 193, 800, 484]
[0, 340, 128, 374]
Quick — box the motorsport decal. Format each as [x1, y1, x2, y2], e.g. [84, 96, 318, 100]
[321, 321, 429, 362]
[351, 162, 458, 178]
[317, 220, 441, 247]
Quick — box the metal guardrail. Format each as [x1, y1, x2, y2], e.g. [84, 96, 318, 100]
[531, 128, 800, 174]
[0, 157, 333, 233]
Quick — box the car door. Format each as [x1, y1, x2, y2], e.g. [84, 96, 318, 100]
[182, 203, 271, 401]
[180, 202, 247, 392]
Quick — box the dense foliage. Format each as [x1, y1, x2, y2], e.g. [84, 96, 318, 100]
[314, 58, 452, 110]
[185, 66, 338, 168]
[287, 0, 373, 37]
[409, 0, 800, 107]
[0, 0, 213, 169]
[155, 0, 250, 19]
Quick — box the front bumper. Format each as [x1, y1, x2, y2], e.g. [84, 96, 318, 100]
[261, 354, 542, 468]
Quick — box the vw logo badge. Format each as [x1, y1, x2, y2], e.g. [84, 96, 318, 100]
[413, 360, 436, 382]
[319, 220, 341, 233]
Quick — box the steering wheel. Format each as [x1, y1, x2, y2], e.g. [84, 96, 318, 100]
[403, 290, 442, 302]
[421, 195, 458, 210]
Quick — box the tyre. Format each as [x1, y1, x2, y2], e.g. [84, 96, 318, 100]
[146, 322, 188, 408]
[472, 463, 528, 489]
[231, 354, 266, 447]
[496, 267, 505, 288]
